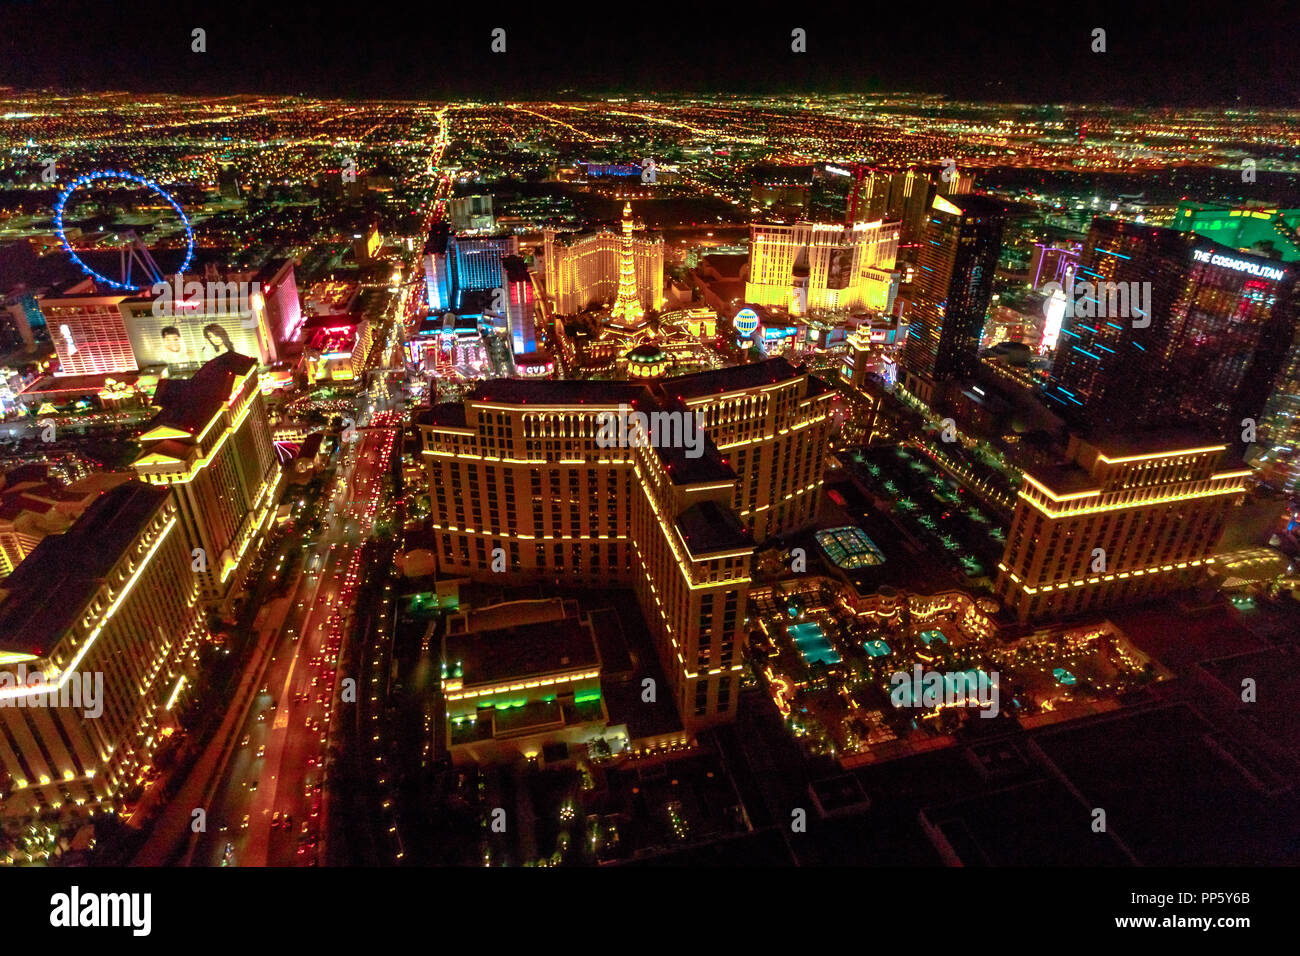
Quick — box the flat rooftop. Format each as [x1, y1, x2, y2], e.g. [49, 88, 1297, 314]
[659, 356, 802, 401]
[1083, 427, 1226, 458]
[0, 481, 170, 657]
[452, 597, 571, 635]
[469, 379, 648, 409]
[920, 777, 1134, 866]
[444, 615, 600, 689]
[1023, 461, 1100, 495]
[655, 436, 735, 486]
[676, 500, 753, 556]
[1030, 702, 1300, 865]
[414, 403, 468, 429]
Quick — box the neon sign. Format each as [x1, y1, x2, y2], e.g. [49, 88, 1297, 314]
[1193, 249, 1285, 281]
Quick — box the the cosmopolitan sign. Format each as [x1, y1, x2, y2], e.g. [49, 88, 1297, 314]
[1194, 249, 1286, 282]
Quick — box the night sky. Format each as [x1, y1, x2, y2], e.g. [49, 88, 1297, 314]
[2, 0, 1298, 105]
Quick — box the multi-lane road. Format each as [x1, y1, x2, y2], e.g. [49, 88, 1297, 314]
[196, 401, 401, 867]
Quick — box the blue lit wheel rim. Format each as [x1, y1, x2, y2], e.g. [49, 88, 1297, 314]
[54, 170, 194, 290]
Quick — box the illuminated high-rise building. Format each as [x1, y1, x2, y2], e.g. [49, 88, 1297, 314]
[131, 352, 279, 607]
[420, 227, 520, 314]
[256, 258, 303, 347]
[745, 220, 899, 317]
[901, 194, 1006, 400]
[849, 166, 973, 243]
[501, 254, 536, 356]
[39, 294, 135, 376]
[541, 207, 664, 317]
[415, 358, 832, 728]
[996, 431, 1248, 623]
[0, 481, 207, 821]
[449, 232, 520, 300]
[1258, 324, 1300, 492]
[1042, 219, 1300, 448]
[422, 222, 452, 313]
[447, 195, 495, 232]
[1170, 199, 1300, 263]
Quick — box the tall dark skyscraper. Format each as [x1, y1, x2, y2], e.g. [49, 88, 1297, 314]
[1044, 219, 1300, 448]
[901, 193, 1006, 401]
[217, 163, 242, 200]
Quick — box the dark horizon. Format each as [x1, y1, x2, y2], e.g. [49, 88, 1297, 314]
[3, 0, 1299, 107]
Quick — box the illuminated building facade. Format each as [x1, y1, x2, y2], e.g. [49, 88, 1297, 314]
[501, 255, 537, 356]
[660, 361, 833, 542]
[415, 358, 832, 728]
[1170, 200, 1300, 263]
[626, 343, 669, 379]
[256, 258, 303, 348]
[851, 166, 973, 243]
[41, 282, 276, 377]
[131, 353, 279, 607]
[1258, 324, 1300, 492]
[995, 432, 1248, 623]
[447, 195, 495, 232]
[1043, 220, 1300, 447]
[745, 220, 899, 318]
[840, 326, 874, 390]
[541, 206, 664, 317]
[901, 194, 1006, 400]
[422, 223, 452, 312]
[40, 295, 134, 376]
[0, 481, 206, 821]
[441, 598, 608, 764]
[451, 232, 520, 299]
[424, 227, 521, 312]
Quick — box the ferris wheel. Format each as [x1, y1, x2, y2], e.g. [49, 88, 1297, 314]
[54, 169, 195, 291]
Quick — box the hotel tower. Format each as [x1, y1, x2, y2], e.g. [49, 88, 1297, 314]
[0, 482, 207, 823]
[996, 431, 1248, 623]
[131, 352, 279, 608]
[416, 358, 833, 728]
[542, 204, 664, 319]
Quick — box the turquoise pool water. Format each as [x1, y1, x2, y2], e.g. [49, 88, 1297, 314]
[787, 622, 840, 666]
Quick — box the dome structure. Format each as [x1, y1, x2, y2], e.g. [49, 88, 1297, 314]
[626, 342, 668, 378]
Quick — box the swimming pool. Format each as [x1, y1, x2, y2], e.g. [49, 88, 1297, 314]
[787, 622, 841, 666]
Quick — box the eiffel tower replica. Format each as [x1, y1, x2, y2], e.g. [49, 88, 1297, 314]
[608, 202, 646, 330]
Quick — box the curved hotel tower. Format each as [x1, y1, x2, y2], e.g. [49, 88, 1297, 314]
[542, 203, 664, 321]
[416, 358, 833, 730]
